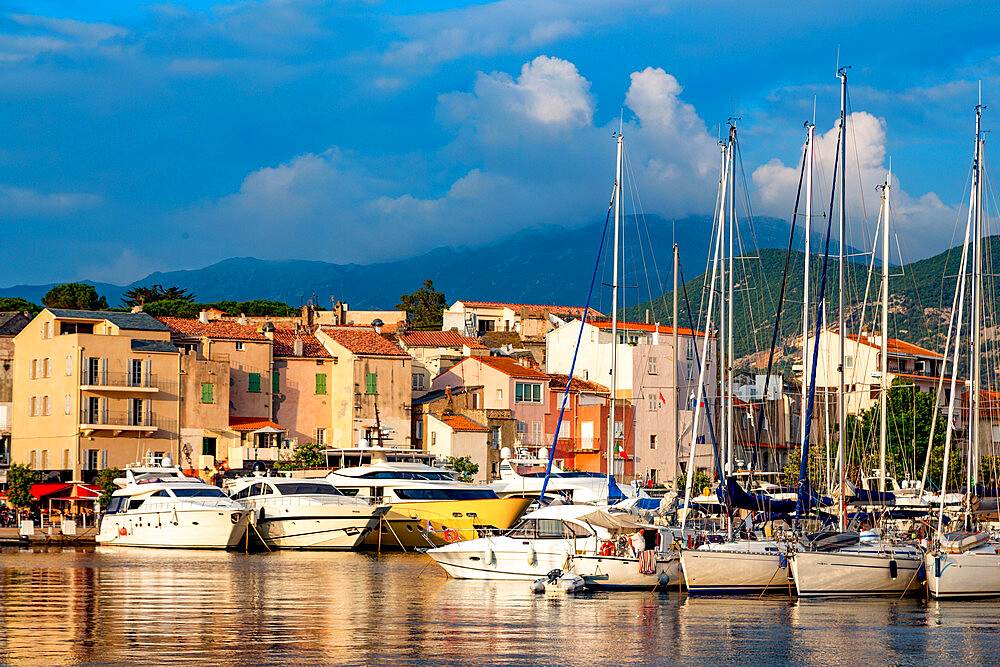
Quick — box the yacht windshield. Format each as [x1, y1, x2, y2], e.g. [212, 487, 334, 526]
[359, 471, 457, 481]
[394, 489, 499, 501]
[276, 482, 343, 496]
[171, 487, 228, 498]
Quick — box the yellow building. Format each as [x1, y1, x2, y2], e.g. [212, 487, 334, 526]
[11, 309, 181, 481]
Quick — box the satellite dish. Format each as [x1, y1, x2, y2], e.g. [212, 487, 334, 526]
[161, 454, 173, 468]
[538, 447, 549, 461]
[500, 447, 511, 459]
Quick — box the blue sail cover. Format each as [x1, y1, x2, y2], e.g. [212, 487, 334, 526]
[852, 489, 896, 505]
[608, 474, 626, 503]
[720, 478, 798, 515]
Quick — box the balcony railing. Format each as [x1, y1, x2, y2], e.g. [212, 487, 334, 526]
[81, 371, 163, 391]
[80, 410, 176, 432]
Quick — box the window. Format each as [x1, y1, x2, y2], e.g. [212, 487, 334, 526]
[686, 339, 695, 360]
[412, 374, 425, 391]
[203, 437, 217, 457]
[42, 450, 49, 469]
[62, 449, 70, 469]
[648, 357, 657, 374]
[235, 342, 244, 351]
[29, 450, 35, 467]
[29, 396, 36, 416]
[128, 398, 143, 426]
[558, 421, 569, 439]
[845, 356, 854, 369]
[515, 382, 542, 403]
[314, 428, 326, 445]
[66, 356, 72, 376]
[365, 373, 377, 395]
[497, 388, 503, 402]
[42, 396, 50, 416]
[415, 421, 423, 441]
[648, 393, 659, 411]
[650, 434, 657, 450]
[516, 420, 527, 439]
[993, 426, 1000, 444]
[201, 382, 214, 403]
[431, 432, 437, 446]
[531, 421, 542, 444]
[43, 358, 51, 378]
[315, 373, 327, 395]
[30, 359, 37, 379]
[64, 394, 71, 415]
[248, 372, 261, 393]
[471, 393, 480, 409]
[273, 372, 280, 393]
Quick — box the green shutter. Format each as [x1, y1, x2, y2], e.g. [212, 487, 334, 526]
[366, 372, 377, 395]
[201, 382, 213, 403]
[248, 372, 261, 393]
[272, 371, 280, 393]
[315, 373, 327, 395]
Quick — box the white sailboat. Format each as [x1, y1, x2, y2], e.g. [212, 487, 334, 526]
[924, 96, 1000, 598]
[790, 68, 923, 596]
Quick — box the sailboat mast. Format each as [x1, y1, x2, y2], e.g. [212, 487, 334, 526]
[801, 123, 814, 463]
[717, 141, 728, 481]
[609, 132, 623, 479]
[837, 67, 848, 531]
[727, 126, 736, 476]
[673, 243, 680, 484]
[879, 169, 890, 492]
[971, 101, 983, 498]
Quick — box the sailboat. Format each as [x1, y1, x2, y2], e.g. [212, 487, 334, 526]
[924, 97, 1000, 599]
[789, 68, 923, 597]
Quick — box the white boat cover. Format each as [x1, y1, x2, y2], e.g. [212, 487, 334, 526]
[940, 531, 990, 554]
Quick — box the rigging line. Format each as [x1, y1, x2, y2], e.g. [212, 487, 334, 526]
[698, 145, 730, 330]
[797, 124, 842, 526]
[622, 144, 659, 315]
[734, 133, 778, 319]
[539, 202, 614, 501]
[748, 138, 809, 473]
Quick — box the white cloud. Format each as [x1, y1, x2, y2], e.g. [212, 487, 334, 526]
[77, 248, 162, 285]
[752, 111, 954, 259]
[0, 15, 126, 61]
[0, 185, 101, 217]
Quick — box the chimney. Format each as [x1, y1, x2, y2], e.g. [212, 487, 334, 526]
[645, 309, 650, 324]
[293, 337, 304, 357]
[131, 305, 143, 314]
[238, 313, 248, 325]
[372, 318, 384, 335]
[262, 321, 275, 340]
[198, 310, 209, 324]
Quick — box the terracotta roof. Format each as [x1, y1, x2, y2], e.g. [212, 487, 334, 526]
[848, 334, 943, 359]
[589, 321, 710, 338]
[481, 331, 524, 348]
[433, 413, 489, 432]
[157, 317, 267, 341]
[229, 417, 285, 431]
[271, 328, 332, 358]
[454, 300, 604, 318]
[546, 373, 609, 394]
[399, 330, 487, 350]
[320, 327, 409, 357]
[475, 355, 549, 379]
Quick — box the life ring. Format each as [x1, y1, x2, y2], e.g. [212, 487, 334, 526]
[443, 529, 460, 543]
[118, 526, 127, 537]
[599, 541, 615, 556]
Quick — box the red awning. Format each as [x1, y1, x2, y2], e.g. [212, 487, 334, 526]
[30, 483, 71, 500]
[71, 484, 102, 499]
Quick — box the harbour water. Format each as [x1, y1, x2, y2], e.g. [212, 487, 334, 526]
[1, 547, 999, 665]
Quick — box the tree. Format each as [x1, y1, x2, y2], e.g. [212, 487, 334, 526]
[42, 283, 108, 310]
[93, 467, 123, 510]
[397, 279, 446, 330]
[121, 285, 196, 307]
[276, 441, 326, 470]
[143, 300, 202, 319]
[676, 470, 712, 495]
[447, 456, 479, 482]
[0, 297, 41, 316]
[6, 464, 36, 509]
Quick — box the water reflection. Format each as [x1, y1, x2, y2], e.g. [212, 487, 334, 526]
[1, 547, 999, 665]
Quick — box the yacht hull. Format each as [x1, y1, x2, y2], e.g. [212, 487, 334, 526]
[98, 508, 250, 549]
[428, 536, 591, 580]
[362, 497, 532, 549]
[255, 506, 384, 550]
[925, 550, 1000, 598]
[790, 549, 923, 597]
[682, 548, 790, 595]
[574, 554, 679, 589]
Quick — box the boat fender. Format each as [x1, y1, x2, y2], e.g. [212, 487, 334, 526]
[170, 507, 179, 526]
[527, 544, 536, 565]
[118, 526, 127, 537]
[485, 544, 495, 564]
[778, 553, 788, 569]
[889, 559, 898, 580]
[258, 507, 266, 523]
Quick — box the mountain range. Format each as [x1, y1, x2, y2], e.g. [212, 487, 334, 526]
[0, 213, 855, 310]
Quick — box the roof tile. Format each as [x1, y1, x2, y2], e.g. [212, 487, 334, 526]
[475, 355, 549, 379]
[156, 317, 267, 341]
[399, 330, 487, 350]
[433, 413, 489, 432]
[271, 328, 331, 358]
[320, 327, 409, 357]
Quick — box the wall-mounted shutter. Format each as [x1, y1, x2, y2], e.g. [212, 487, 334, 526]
[144, 399, 152, 426]
[143, 359, 152, 387]
[202, 383, 214, 403]
[100, 450, 107, 470]
[100, 358, 108, 385]
[100, 398, 108, 424]
[315, 373, 327, 395]
[272, 372, 280, 393]
[365, 373, 377, 395]
[248, 372, 261, 393]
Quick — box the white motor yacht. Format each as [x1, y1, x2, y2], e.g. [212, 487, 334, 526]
[226, 476, 387, 550]
[326, 461, 531, 548]
[789, 531, 924, 597]
[925, 531, 1000, 598]
[489, 450, 641, 505]
[98, 460, 250, 549]
[425, 505, 679, 589]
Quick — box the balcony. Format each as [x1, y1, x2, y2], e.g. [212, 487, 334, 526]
[81, 372, 163, 393]
[80, 410, 175, 435]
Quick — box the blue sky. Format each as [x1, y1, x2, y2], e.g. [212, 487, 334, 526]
[0, 0, 997, 286]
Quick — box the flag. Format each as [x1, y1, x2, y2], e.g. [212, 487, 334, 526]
[658, 390, 666, 407]
[614, 440, 629, 460]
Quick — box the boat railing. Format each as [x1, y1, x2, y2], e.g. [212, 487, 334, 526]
[239, 495, 370, 508]
[134, 499, 241, 512]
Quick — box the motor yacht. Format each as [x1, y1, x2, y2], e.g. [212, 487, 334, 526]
[489, 450, 641, 505]
[425, 505, 679, 588]
[226, 476, 387, 550]
[325, 461, 531, 549]
[98, 458, 250, 549]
